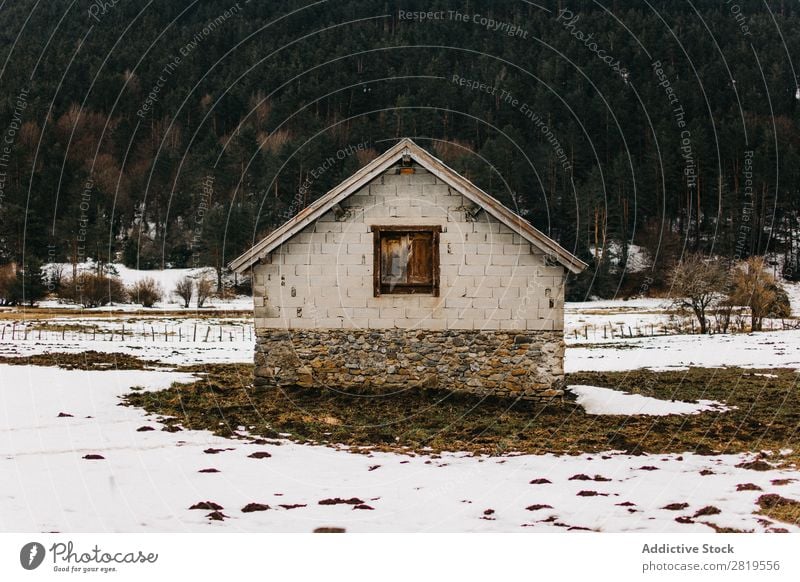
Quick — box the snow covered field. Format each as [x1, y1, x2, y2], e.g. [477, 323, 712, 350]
[1, 363, 797, 533]
[0, 297, 798, 533]
[566, 330, 800, 373]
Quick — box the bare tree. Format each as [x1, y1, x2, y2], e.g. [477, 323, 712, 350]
[173, 276, 193, 308]
[196, 277, 213, 308]
[729, 256, 788, 331]
[47, 263, 66, 293]
[669, 253, 728, 334]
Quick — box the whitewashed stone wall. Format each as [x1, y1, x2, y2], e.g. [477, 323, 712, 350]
[252, 164, 566, 332]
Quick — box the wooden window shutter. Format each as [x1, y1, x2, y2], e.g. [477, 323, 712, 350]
[407, 232, 433, 285]
[371, 225, 440, 296]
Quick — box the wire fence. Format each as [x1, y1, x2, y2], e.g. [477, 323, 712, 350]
[3, 317, 798, 345]
[568, 317, 800, 341]
[0, 322, 255, 343]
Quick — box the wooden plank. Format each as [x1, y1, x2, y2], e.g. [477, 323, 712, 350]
[380, 234, 406, 287]
[432, 229, 440, 296]
[407, 232, 433, 285]
[372, 228, 381, 296]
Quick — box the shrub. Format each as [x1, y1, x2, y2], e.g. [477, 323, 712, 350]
[729, 256, 789, 331]
[173, 276, 193, 308]
[196, 277, 214, 308]
[767, 283, 791, 319]
[128, 277, 163, 308]
[60, 272, 127, 308]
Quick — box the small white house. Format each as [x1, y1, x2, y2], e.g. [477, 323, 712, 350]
[231, 139, 586, 399]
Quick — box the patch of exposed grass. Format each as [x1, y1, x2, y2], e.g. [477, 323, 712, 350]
[24, 322, 102, 333]
[123, 365, 800, 458]
[0, 351, 165, 370]
[756, 494, 800, 526]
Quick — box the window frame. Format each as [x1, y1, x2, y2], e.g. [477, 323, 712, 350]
[371, 225, 441, 297]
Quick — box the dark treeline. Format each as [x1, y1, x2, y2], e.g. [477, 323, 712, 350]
[0, 0, 798, 298]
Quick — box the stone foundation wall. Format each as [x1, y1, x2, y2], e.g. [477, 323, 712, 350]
[254, 329, 565, 400]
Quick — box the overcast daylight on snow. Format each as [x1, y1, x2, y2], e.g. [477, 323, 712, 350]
[0, 1, 799, 580]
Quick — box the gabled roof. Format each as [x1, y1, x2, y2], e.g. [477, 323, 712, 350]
[230, 138, 588, 274]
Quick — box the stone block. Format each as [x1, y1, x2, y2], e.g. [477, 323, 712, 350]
[314, 222, 343, 233]
[419, 206, 448, 218]
[485, 308, 512, 321]
[493, 286, 519, 298]
[500, 319, 527, 330]
[294, 265, 323, 276]
[446, 318, 474, 330]
[347, 243, 373, 255]
[458, 265, 485, 277]
[472, 221, 501, 234]
[485, 265, 513, 277]
[445, 296, 472, 309]
[472, 297, 499, 309]
[383, 173, 411, 185]
[347, 286, 373, 298]
[526, 319, 555, 331]
[380, 306, 405, 319]
[395, 184, 423, 198]
[369, 184, 397, 196]
[410, 172, 436, 184]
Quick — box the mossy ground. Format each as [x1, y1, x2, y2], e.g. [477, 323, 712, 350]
[123, 365, 800, 462]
